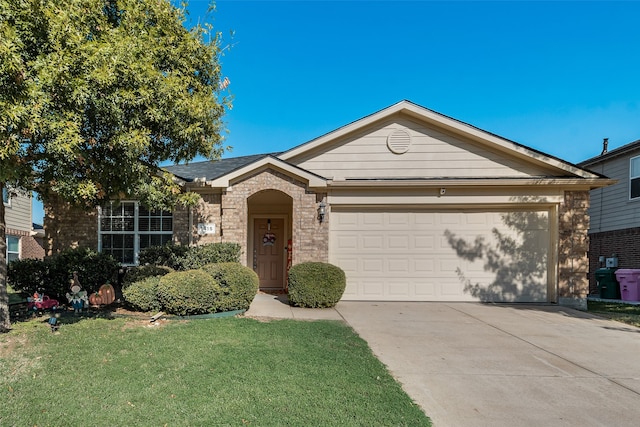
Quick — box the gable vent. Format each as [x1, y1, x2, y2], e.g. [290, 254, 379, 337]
[387, 129, 412, 154]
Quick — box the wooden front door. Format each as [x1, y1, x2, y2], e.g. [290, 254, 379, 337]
[253, 218, 285, 289]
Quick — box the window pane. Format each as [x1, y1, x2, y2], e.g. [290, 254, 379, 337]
[123, 250, 135, 264]
[123, 203, 135, 217]
[631, 178, 640, 199]
[111, 234, 124, 249]
[139, 205, 150, 216]
[150, 234, 162, 247]
[139, 217, 150, 231]
[7, 236, 20, 252]
[161, 235, 172, 246]
[162, 218, 173, 231]
[150, 218, 161, 231]
[123, 217, 134, 231]
[2, 188, 8, 204]
[124, 234, 134, 249]
[8, 253, 19, 263]
[632, 158, 640, 178]
[100, 218, 111, 231]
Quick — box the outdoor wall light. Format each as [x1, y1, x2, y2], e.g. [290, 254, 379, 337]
[318, 201, 326, 223]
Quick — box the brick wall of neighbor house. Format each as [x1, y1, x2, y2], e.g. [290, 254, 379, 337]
[557, 191, 590, 304]
[21, 234, 45, 259]
[4, 228, 44, 260]
[587, 227, 640, 294]
[44, 195, 98, 255]
[217, 169, 328, 266]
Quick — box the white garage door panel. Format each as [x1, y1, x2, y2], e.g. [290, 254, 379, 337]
[330, 210, 549, 302]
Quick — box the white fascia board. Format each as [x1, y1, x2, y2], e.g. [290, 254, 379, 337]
[207, 157, 327, 189]
[327, 177, 616, 190]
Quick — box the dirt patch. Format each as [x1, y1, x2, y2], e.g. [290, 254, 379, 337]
[0, 334, 29, 358]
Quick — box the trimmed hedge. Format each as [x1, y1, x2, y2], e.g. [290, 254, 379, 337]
[174, 243, 242, 270]
[138, 245, 189, 270]
[122, 265, 173, 288]
[7, 247, 119, 300]
[201, 263, 259, 311]
[138, 243, 242, 270]
[156, 270, 221, 315]
[288, 262, 346, 308]
[122, 276, 162, 312]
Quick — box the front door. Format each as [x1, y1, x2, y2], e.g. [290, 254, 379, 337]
[253, 218, 285, 289]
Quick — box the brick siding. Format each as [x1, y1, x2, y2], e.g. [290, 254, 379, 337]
[44, 195, 98, 255]
[588, 227, 640, 295]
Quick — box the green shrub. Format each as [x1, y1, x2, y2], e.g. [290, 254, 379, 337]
[122, 276, 162, 312]
[123, 265, 173, 288]
[201, 263, 259, 311]
[288, 262, 346, 308]
[138, 244, 189, 270]
[175, 243, 242, 270]
[7, 258, 48, 296]
[7, 248, 119, 300]
[156, 270, 221, 315]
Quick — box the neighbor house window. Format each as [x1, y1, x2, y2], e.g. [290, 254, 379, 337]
[2, 188, 9, 206]
[98, 201, 173, 265]
[631, 156, 640, 199]
[6, 235, 19, 263]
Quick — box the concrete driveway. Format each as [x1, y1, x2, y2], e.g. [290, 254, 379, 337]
[334, 302, 640, 427]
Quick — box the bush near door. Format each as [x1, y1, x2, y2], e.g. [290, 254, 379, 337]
[288, 262, 346, 308]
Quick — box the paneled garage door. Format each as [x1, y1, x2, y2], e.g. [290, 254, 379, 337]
[329, 209, 550, 302]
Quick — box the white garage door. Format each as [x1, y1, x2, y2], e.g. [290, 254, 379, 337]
[329, 209, 550, 302]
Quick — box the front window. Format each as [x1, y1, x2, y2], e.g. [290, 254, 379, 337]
[7, 235, 19, 263]
[631, 156, 640, 199]
[98, 201, 173, 265]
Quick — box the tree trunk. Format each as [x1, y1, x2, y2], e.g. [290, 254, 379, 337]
[0, 181, 10, 332]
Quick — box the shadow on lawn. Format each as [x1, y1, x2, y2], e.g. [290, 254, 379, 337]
[11, 302, 144, 328]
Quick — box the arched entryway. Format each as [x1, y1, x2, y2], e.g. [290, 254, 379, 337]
[247, 190, 293, 291]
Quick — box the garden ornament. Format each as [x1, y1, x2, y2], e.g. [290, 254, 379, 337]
[66, 272, 88, 314]
[27, 292, 60, 312]
[48, 311, 60, 332]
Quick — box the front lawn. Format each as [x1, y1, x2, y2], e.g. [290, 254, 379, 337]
[588, 300, 640, 328]
[0, 314, 430, 426]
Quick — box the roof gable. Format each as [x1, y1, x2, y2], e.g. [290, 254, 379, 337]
[205, 156, 327, 189]
[279, 100, 599, 180]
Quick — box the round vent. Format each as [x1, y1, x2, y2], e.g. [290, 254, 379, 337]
[387, 129, 411, 154]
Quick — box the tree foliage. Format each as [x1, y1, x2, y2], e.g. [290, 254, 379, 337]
[0, 0, 230, 331]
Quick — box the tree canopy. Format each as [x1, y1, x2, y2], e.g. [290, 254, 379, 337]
[0, 0, 230, 331]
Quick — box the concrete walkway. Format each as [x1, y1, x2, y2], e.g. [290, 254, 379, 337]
[245, 295, 640, 427]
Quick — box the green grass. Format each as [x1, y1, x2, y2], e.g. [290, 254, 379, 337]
[588, 300, 640, 328]
[0, 315, 430, 426]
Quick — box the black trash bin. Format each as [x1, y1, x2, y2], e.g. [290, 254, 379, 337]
[595, 268, 620, 299]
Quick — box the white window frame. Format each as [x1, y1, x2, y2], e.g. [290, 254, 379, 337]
[630, 156, 640, 200]
[6, 235, 20, 263]
[98, 200, 173, 266]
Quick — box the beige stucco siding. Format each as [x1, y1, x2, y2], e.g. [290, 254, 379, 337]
[587, 151, 640, 233]
[293, 117, 557, 180]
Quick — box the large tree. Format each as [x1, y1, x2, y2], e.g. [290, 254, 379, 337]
[0, 0, 230, 331]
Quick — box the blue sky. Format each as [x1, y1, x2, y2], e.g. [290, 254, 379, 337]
[32, 0, 640, 223]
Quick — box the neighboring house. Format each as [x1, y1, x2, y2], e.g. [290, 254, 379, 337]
[3, 188, 45, 263]
[578, 139, 640, 294]
[44, 100, 612, 307]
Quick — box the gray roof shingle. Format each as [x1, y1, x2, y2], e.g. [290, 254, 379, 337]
[163, 153, 280, 182]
